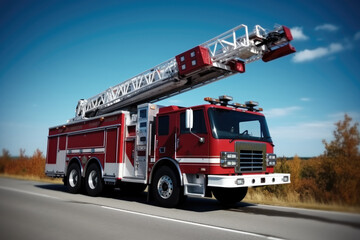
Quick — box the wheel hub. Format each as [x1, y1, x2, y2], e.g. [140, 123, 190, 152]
[157, 175, 173, 199]
[69, 169, 79, 187]
[88, 170, 98, 190]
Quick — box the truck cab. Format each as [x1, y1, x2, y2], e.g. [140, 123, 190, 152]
[149, 96, 289, 207]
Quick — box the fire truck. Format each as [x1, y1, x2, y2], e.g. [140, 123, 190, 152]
[46, 24, 295, 207]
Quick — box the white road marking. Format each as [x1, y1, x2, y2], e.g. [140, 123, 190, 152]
[0, 186, 60, 200]
[101, 206, 285, 240]
[0, 183, 287, 239]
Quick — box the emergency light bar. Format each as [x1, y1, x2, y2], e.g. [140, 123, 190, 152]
[204, 96, 263, 112]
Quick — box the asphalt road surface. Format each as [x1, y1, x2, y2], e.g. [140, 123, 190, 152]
[0, 177, 359, 240]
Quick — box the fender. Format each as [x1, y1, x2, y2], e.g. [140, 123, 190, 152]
[66, 157, 82, 176]
[149, 157, 183, 185]
[83, 157, 104, 178]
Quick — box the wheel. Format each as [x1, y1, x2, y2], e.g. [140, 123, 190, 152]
[151, 166, 181, 208]
[66, 163, 82, 194]
[85, 164, 103, 196]
[212, 187, 248, 206]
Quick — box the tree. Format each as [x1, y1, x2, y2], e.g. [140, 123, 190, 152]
[323, 114, 360, 160]
[1, 149, 11, 159]
[19, 148, 26, 159]
[320, 114, 360, 205]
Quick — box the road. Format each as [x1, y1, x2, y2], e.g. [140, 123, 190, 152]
[0, 177, 359, 240]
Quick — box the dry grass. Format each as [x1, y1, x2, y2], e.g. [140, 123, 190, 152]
[0, 173, 62, 184]
[0, 149, 63, 184]
[245, 188, 360, 214]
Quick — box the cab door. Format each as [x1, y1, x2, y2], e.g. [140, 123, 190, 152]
[156, 114, 176, 159]
[176, 109, 209, 172]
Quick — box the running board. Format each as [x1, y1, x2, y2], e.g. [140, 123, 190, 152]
[183, 173, 205, 197]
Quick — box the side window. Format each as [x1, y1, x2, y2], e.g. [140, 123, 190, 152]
[158, 115, 169, 135]
[180, 110, 207, 134]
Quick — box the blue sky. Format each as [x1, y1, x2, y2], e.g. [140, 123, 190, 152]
[0, 0, 359, 157]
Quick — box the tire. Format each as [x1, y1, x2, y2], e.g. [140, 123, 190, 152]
[151, 166, 181, 208]
[66, 163, 82, 194]
[85, 164, 103, 196]
[212, 187, 248, 206]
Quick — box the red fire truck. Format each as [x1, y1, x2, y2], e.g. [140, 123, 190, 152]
[46, 24, 295, 207]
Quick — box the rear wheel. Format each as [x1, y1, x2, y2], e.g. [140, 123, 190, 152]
[151, 166, 181, 208]
[66, 163, 82, 194]
[212, 187, 248, 206]
[85, 164, 103, 196]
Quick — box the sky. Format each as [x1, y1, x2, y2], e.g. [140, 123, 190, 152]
[0, 0, 359, 157]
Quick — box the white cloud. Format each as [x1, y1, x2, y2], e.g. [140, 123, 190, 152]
[315, 23, 339, 32]
[300, 97, 311, 102]
[354, 31, 360, 40]
[292, 42, 344, 63]
[290, 27, 309, 41]
[328, 42, 344, 52]
[293, 47, 327, 62]
[264, 106, 301, 118]
[271, 121, 334, 140]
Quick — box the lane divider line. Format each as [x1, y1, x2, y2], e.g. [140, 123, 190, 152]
[0, 184, 285, 240]
[101, 205, 285, 240]
[0, 186, 60, 200]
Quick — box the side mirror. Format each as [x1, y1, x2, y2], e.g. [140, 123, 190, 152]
[185, 109, 193, 129]
[185, 108, 204, 144]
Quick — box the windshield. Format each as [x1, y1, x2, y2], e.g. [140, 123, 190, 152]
[208, 108, 272, 143]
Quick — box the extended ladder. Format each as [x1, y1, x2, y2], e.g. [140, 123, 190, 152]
[70, 24, 295, 122]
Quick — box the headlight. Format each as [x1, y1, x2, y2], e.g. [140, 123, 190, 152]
[220, 152, 238, 167]
[282, 176, 289, 182]
[266, 153, 277, 166]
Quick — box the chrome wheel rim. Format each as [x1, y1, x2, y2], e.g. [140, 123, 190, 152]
[69, 169, 79, 187]
[157, 175, 173, 199]
[88, 170, 98, 190]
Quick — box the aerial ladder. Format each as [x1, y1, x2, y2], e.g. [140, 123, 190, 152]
[71, 24, 295, 122]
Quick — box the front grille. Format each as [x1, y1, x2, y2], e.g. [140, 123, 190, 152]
[235, 142, 266, 173]
[238, 150, 264, 172]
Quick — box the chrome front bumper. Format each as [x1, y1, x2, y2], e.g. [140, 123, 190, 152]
[207, 173, 290, 188]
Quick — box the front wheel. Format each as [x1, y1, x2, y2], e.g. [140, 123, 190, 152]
[151, 166, 181, 208]
[212, 187, 248, 206]
[85, 164, 103, 196]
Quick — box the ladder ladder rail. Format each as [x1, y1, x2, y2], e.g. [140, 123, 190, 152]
[71, 23, 295, 122]
[75, 58, 178, 118]
[201, 24, 251, 63]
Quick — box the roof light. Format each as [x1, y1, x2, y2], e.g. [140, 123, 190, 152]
[204, 96, 263, 111]
[234, 102, 247, 108]
[204, 97, 220, 104]
[219, 95, 233, 102]
[245, 101, 259, 108]
[219, 95, 233, 106]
